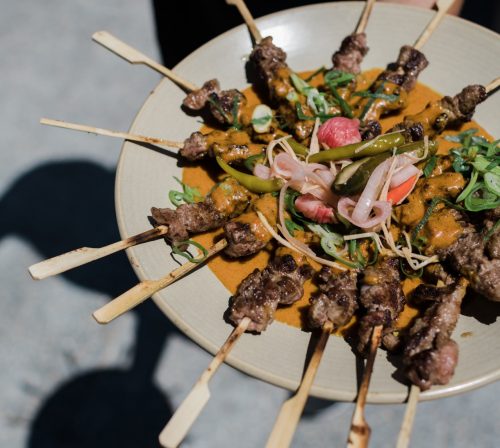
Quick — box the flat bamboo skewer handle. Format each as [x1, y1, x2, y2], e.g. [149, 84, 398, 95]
[28, 226, 169, 280]
[396, 385, 420, 448]
[226, 0, 263, 44]
[40, 118, 184, 148]
[159, 317, 251, 448]
[355, 0, 377, 34]
[486, 77, 500, 94]
[92, 239, 228, 324]
[413, 0, 455, 50]
[92, 31, 198, 92]
[265, 322, 333, 448]
[346, 324, 383, 448]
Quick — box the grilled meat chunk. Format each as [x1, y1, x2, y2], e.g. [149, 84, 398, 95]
[359, 120, 382, 141]
[393, 85, 488, 141]
[183, 79, 220, 110]
[357, 257, 405, 354]
[309, 268, 359, 329]
[180, 132, 208, 161]
[250, 36, 288, 89]
[228, 253, 313, 332]
[331, 33, 369, 74]
[151, 202, 223, 244]
[224, 194, 277, 258]
[379, 45, 429, 91]
[423, 263, 455, 286]
[150, 177, 253, 245]
[208, 89, 247, 125]
[403, 278, 468, 391]
[182, 79, 248, 126]
[440, 224, 500, 302]
[180, 129, 263, 163]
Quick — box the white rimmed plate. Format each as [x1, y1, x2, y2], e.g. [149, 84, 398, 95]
[115, 2, 500, 403]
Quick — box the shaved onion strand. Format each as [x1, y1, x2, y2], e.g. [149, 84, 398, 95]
[257, 211, 348, 271]
[307, 118, 321, 159]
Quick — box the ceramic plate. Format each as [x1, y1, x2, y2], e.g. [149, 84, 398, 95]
[115, 2, 500, 403]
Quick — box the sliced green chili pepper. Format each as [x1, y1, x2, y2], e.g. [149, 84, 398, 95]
[216, 156, 283, 193]
[172, 239, 208, 263]
[308, 132, 405, 163]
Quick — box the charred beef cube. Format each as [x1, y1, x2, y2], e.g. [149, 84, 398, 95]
[379, 45, 429, 91]
[183, 79, 220, 110]
[309, 268, 359, 329]
[228, 254, 313, 332]
[403, 278, 468, 390]
[356, 257, 405, 355]
[331, 32, 368, 75]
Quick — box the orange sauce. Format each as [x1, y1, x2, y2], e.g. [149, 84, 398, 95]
[182, 68, 492, 332]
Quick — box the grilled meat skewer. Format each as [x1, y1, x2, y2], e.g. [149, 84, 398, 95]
[439, 208, 500, 302]
[151, 176, 255, 246]
[393, 84, 488, 142]
[403, 278, 468, 391]
[308, 268, 359, 330]
[228, 247, 314, 332]
[356, 257, 406, 354]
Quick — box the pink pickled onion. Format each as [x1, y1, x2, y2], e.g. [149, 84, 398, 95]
[389, 164, 420, 188]
[254, 163, 271, 179]
[352, 158, 392, 223]
[295, 194, 336, 224]
[337, 197, 392, 229]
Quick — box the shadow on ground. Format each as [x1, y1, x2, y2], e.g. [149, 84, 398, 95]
[0, 160, 177, 447]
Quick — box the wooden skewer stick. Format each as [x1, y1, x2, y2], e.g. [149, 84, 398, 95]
[265, 322, 333, 448]
[40, 118, 184, 149]
[396, 278, 443, 448]
[486, 76, 500, 94]
[355, 0, 377, 34]
[92, 239, 227, 324]
[158, 317, 251, 448]
[395, 385, 420, 448]
[28, 225, 169, 280]
[92, 31, 198, 92]
[346, 324, 383, 448]
[413, 0, 455, 50]
[226, 0, 263, 44]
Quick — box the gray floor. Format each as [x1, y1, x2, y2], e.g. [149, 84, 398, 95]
[1, 1, 499, 447]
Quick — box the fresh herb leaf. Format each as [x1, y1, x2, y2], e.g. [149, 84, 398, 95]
[295, 103, 338, 122]
[358, 82, 385, 122]
[207, 95, 230, 124]
[243, 153, 265, 172]
[353, 90, 399, 102]
[484, 219, 500, 242]
[330, 87, 353, 118]
[305, 66, 326, 82]
[411, 197, 467, 241]
[324, 70, 355, 88]
[444, 128, 479, 143]
[169, 177, 203, 207]
[423, 155, 437, 178]
[285, 218, 304, 236]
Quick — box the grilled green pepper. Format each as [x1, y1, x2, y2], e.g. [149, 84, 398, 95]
[308, 132, 405, 163]
[286, 137, 309, 156]
[216, 157, 283, 193]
